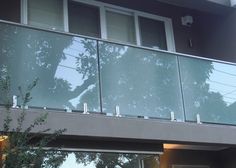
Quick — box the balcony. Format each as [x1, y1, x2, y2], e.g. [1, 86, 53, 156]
[1, 20, 236, 126]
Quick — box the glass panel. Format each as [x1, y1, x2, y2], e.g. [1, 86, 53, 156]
[179, 56, 236, 125]
[42, 151, 156, 168]
[60, 152, 145, 168]
[143, 156, 160, 168]
[139, 17, 167, 50]
[28, 0, 64, 31]
[0, 0, 20, 23]
[0, 22, 100, 112]
[106, 10, 136, 44]
[99, 41, 184, 120]
[68, 1, 100, 38]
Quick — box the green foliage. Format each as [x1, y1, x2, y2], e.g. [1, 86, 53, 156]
[0, 76, 67, 168]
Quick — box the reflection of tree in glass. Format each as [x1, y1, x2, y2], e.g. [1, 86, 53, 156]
[99, 42, 183, 119]
[180, 58, 228, 123]
[0, 23, 100, 112]
[73, 39, 100, 111]
[41, 150, 69, 168]
[75, 152, 141, 168]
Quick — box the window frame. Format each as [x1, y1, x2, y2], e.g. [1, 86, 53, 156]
[21, 0, 68, 31]
[21, 0, 176, 51]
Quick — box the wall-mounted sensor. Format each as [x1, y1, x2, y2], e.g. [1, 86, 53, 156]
[181, 15, 193, 27]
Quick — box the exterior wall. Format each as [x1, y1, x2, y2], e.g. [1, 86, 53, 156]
[202, 9, 236, 62]
[98, 0, 205, 56]
[160, 149, 220, 168]
[98, 0, 236, 62]
[219, 148, 236, 168]
[98, 0, 226, 56]
[159, 148, 236, 168]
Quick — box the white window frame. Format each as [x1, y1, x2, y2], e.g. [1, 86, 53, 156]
[21, 0, 27, 24]
[21, 0, 176, 52]
[21, 0, 69, 31]
[136, 11, 176, 52]
[71, 0, 176, 51]
[63, 0, 69, 32]
[105, 7, 137, 44]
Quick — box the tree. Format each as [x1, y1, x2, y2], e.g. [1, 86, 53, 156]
[0, 75, 67, 168]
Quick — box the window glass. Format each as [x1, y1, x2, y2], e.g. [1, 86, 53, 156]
[28, 0, 64, 31]
[0, 0, 20, 23]
[106, 10, 136, 44]
[68, 1, 100, 38]
[42, 151, 156, 168]
[139, 17, 167, 50]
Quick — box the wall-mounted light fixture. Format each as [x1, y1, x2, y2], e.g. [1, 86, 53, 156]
[181, 15, 193, 27]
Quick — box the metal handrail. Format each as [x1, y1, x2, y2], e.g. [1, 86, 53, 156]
[1, 19, 236, 66]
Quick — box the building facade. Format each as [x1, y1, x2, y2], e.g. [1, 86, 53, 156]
[1, 0, 236, 167]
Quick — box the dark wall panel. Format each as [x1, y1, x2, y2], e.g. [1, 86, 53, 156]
[219, 148, 236, 168]
[160, 149, 220, 168]
[202, 10, 236, 62]
[0, 0, 21, 23]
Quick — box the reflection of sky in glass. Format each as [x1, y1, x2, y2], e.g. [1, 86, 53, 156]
[60, 153, 96, 168]
[55, 38, 88, 91]
[55, 56, 83, 91]
[54, 37, 98, 109]
[69, 84, 96, 108]
[207, 62, 236, 105]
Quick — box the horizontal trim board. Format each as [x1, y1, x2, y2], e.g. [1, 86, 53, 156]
[1, 108, 236, 146]
[46, 138, 163, 155]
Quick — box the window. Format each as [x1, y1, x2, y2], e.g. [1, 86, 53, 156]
[28, 0, 64, 31]
[7, 0, 175, 51]
[106, 10, 136, 44]
[68, 1, 101, 37]
[42, 150, 157, 168]
[139, 16, 167, 50]
[0, 0, 20, 23]
[141, 156, 160, 168]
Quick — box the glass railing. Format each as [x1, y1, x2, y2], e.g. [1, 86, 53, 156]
[1, 20, 236, 125]
[98, 42, 184, 121]
[0, 21, 101, 112]
[179, 56, 236, 125]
